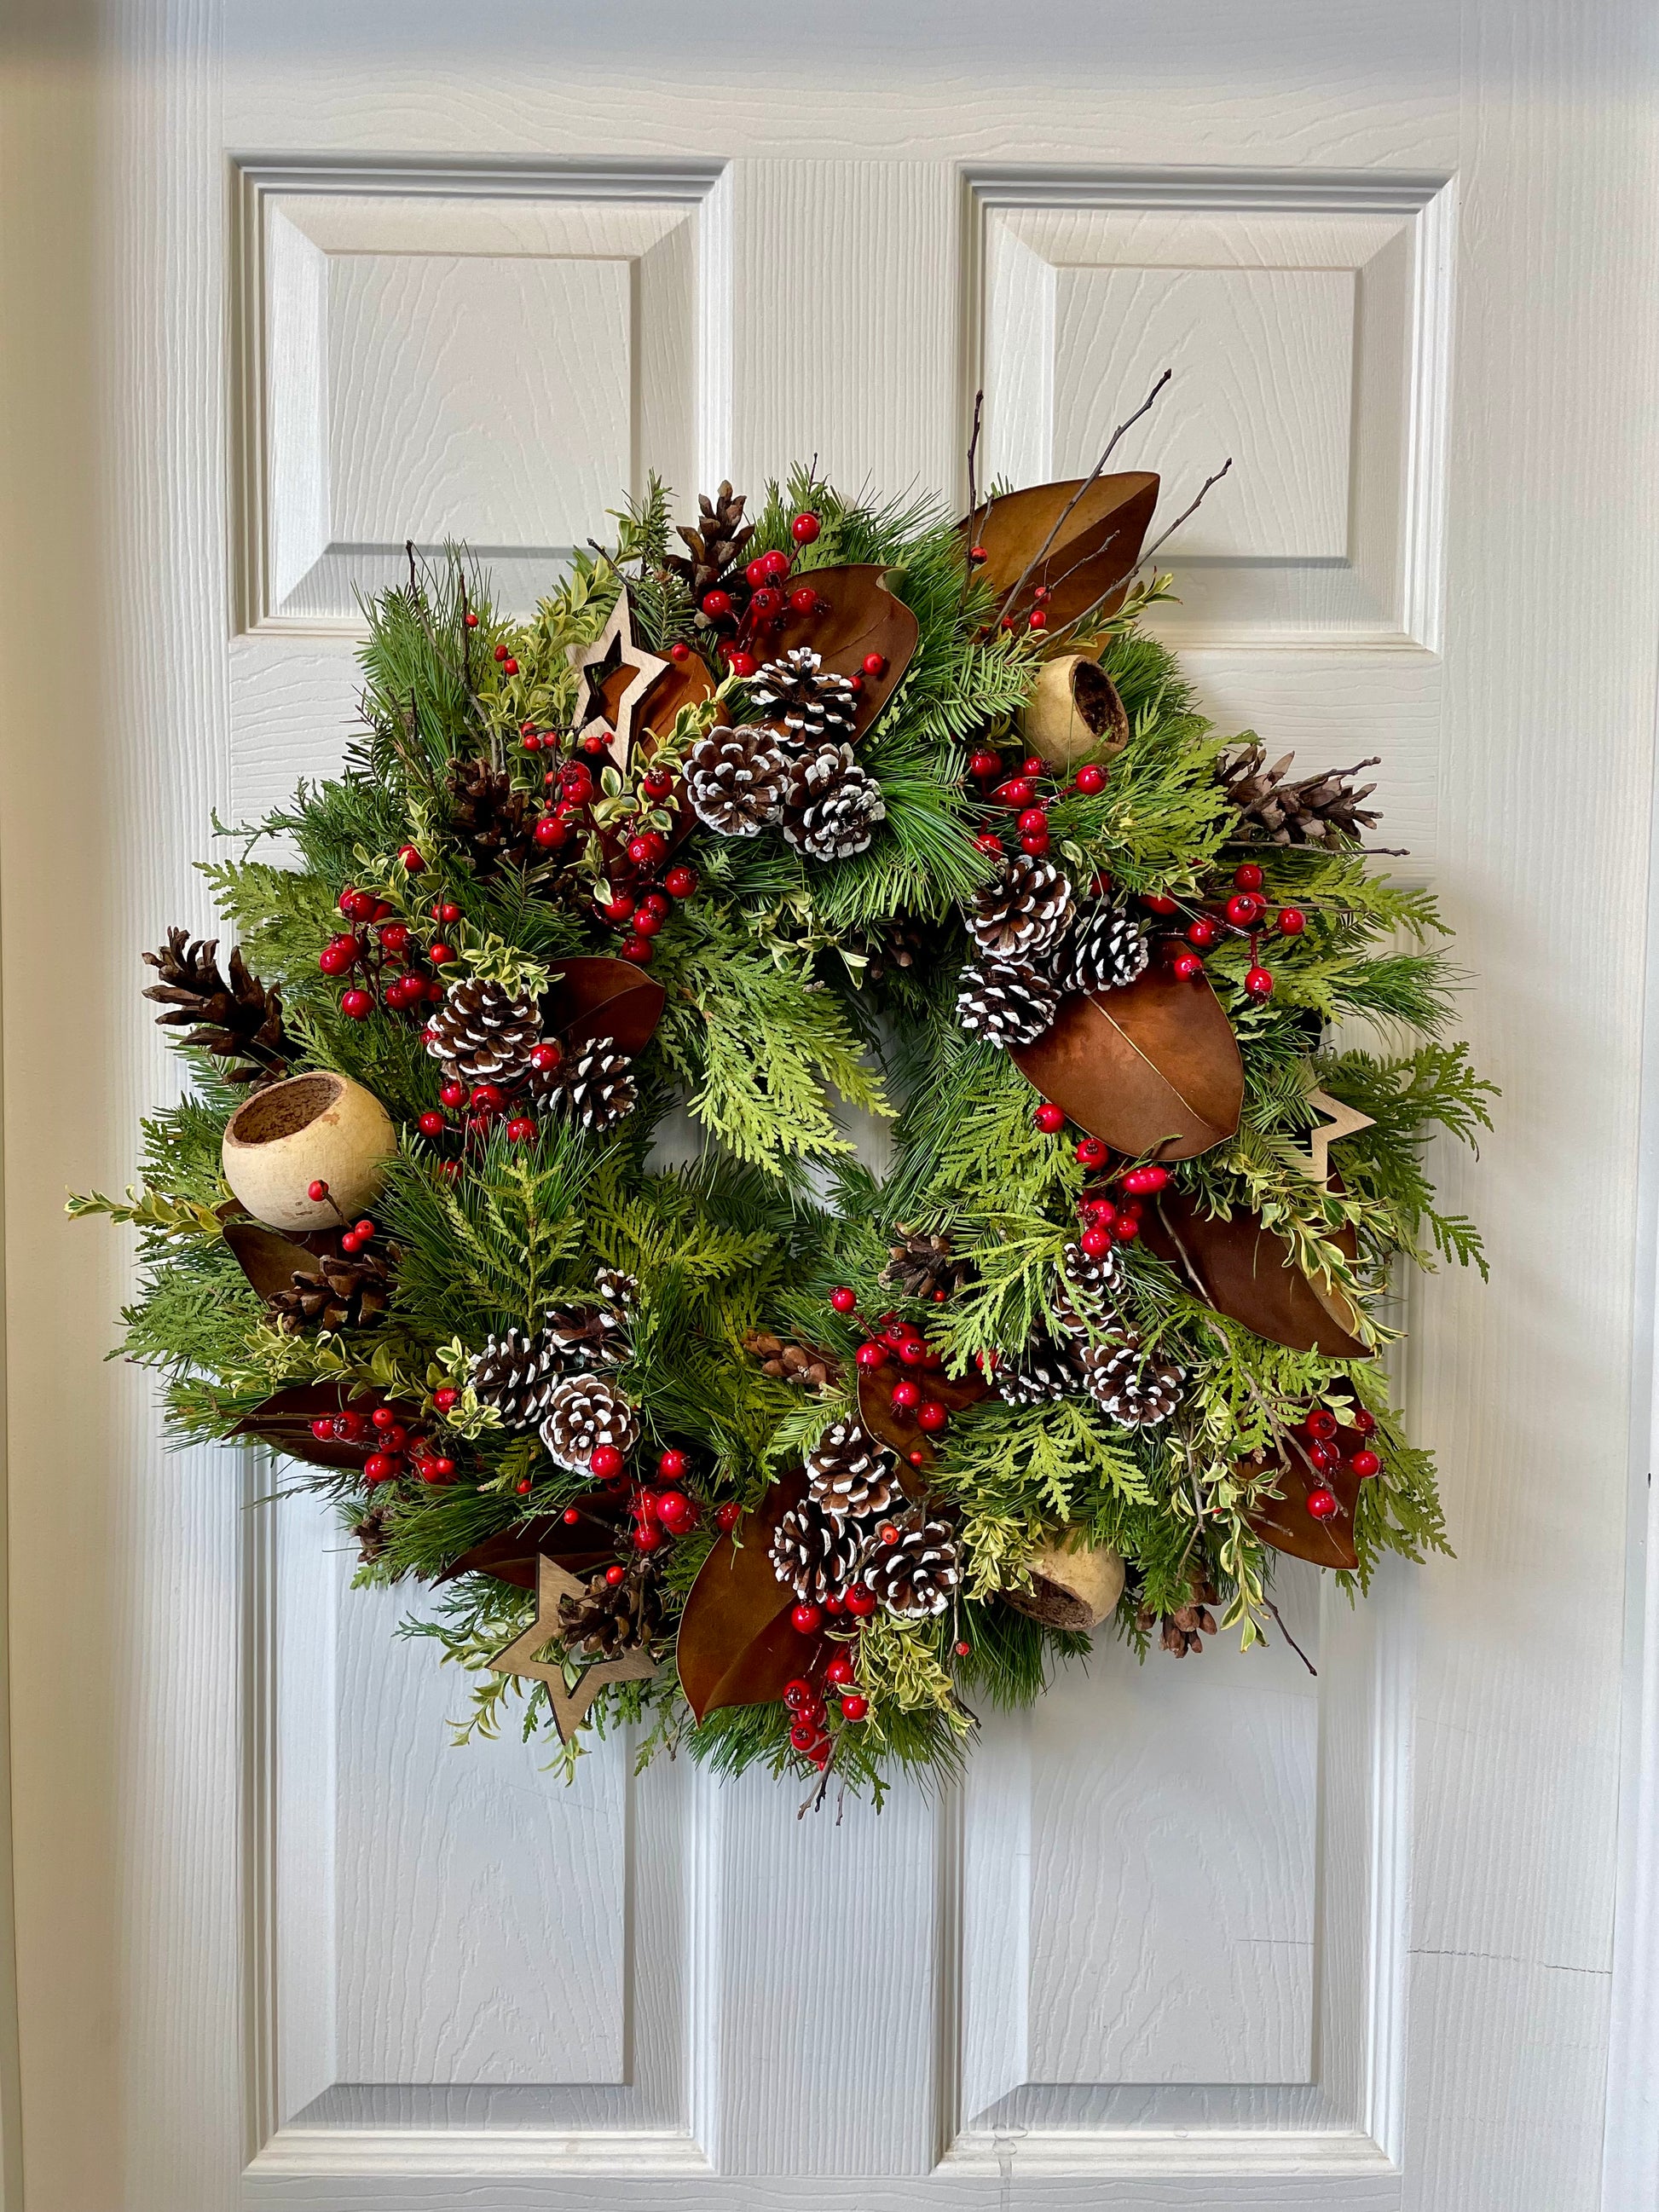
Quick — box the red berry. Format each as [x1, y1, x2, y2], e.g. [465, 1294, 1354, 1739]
[824, 1655, 855, 1689]
[789, 1722, 818, 1753]
[363, 1453, 396, 1483]
[340, 988, 373, 1019]
[600, 1562, 626, 1587]
[632, 909, 662, 938]
[790, 1602, 823, 1634]
[506, 1115, 536, 1143]
[1187, 915, 1218, 948]
[1079, 1226, 1112, 1259]
[621, 936, 653, 964]
[916, 1401, 948, 1434]
[1308, 1440, 1338, 1472]
[837, 1693, 868, 1723]
[783, 1678, 812, 1709]
[1017, 806, 1048, 836]
[502, 658, 518, 675]
[439, 1081, 467, 1110]
[1306, 1486, 1339, 1522]
[340, 1231, 362, 1254]
[861, 652, 887, 679]
[788, 584, 819, 615]
[1121, 1164, 1168, 1196]
[1075, 1136, 1108, 1169]
[602, 894, 635, 925]
[700, 588, 731, 619]
[1020, 831, 1050, 856]
[464, 611, 479, 629]
[428, 944, 454, 965]
[968, 750, 1001, 780]
[1351, 1448, 1382, 1479]
[955, 1639, 971, 1657]
[380, 918, 410, 950]
[1233, 863, 1264, 891]
[1027, 609, 1048, 630]
[829, 1286, 858, 1314]
[1276, 906, 1306, 935]
[884, 1381, 918, 1414]
[1034, 1102, 1066, 1133]
[534, 815, 567, 849]
[521, 731, 541, 753]
[791, 511, 821, 544]
[332, 1412, 367, 1442]
[307, 1179, 329, 1201]
[516, 1476, 533, 1494]
[845, 1584, 877, 1618]
[633, 1524, 663, 1552]
[309, 1417, 334, 1441]
[1304, 1408, 1338, 1439]
[589, 1444, 625, 1481]
[726, 649, 758, 678]
[968, 543, 988, 563]
[1073, 764, 1107, 795]
[658, 1448, 689, 1481]
[760, 549, 789, 580]
[669, 640, 691, 662]
[493, 644, 508, 662]
[664, 864, 698, 898]
[417, 1111, 445, 1138]
[1142, 892, 1179, 915]
[974, 831, 1004, 856]
[656, 1491, 697, 1534]
[714, 1500, 741, 1532]
[439, 902, 462, 924]
[398, 845, 425, 874]
[855, 1342, 888, 1369]
[1244, 966, 1275, 999]
[997, 777, 1036, 809]
[1225, 892, 1264, 927]
[1171, 950, 1203, 980]
[318, 938, 356, 975]
[1352, 1407, 1377, 1435]
[1022, 759, 1045, 777]
[427, 1389, 457, 1418]
[626, 834, 656, 867]
[640, 773, 673, 803]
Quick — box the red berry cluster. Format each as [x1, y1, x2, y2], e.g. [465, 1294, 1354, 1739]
[310, 1398, 457, 1487]
[783, 1657, 869, 1771]
[1026, 1113, 1173, 1242]
[322, 886, 447, 1022]
[1300, 1402, 1381, 1520]
[830, 1285, 952, 1466]
[989, 577, 1055, 636]
[575, 1444, 706, 1559]
[1140, 863, 1306, 998]
[691, 511, 838, 680]
[964, 745, 1096, 860]
[597, 863, 699, 967]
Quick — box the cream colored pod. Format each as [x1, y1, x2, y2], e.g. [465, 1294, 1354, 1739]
[1003, 1537, 1126, 1631]
[222, 1071, 397, 1232]
[1020, 653, 1130, 770]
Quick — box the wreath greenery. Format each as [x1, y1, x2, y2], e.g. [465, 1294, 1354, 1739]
[75, 464, 1492, 1801]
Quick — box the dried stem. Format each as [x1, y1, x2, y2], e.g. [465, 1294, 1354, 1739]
[1265, 1597, 1318, 1678]
[965, 386, 986, 558]
[1052, 457, 1233, 644]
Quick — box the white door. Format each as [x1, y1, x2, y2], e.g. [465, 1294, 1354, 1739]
[5, 3, 1658, 2207]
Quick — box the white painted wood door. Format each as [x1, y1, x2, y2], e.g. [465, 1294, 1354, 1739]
[4, 3, 1658, 2207]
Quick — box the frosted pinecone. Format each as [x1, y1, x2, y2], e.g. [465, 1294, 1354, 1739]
[782, 742, 887, 862]
[540, 1295, 631, 1373]
[966, 854, 1075, 961]
[749, 646, 857, 747]
[540, 1372, 639, 1471]
[770, 1497, 869, 1603]
[994, 1332, 1083, 1406]
[805, 1418, 899, 1522]
[1081, 1341, 1184, 1427]
[539, 1039, 636, 1132]
[424, 976, 542, 1089]
[1052, 902, 1149, 996]
[956, 956, 1058, 1048]
[1061, 1235, 1124, 1307]
[864, 1519, 961, 1617]
[467, 1325, 567, 1429]
[685, 725, 789, 835]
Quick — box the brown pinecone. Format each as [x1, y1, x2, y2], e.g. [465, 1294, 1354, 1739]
[1051, 902, 1148, 995]
[537, 1039, 636, 1132]
[743, 1331, 839, 1393]
[769, 1497, 869, 1604]
[558, 1564, 664, 1659]
[666, 482, 754, 598]
[863, 1518, 961, 1618]
[966, 854, 1075, 960]
[542, 1289, 633, 1372]
[1081, 1339, 1184, 1427]
[142, 930, 291, 1087]
[540, 1372, 639, 1473]
[351, 1499, 396, 1566]
[1217, 744, 1382, 847]
[685, 725, 788, 835]
[749, 647, 857, 748]
[467, 1324, 568, 1429]
[882, 1229, 974, 1302]
[445, 755, 537, 877]
[955, 956, 1057, 1048]
[844, 916, 928, 985]
[268, 1245, 395, 1333]
[424, 975, 542, 1089]
[782, 743, 887, 862]
[994, 1331, 1083, 1406]
[805, 1418, 898, 1522]
[1136, 1585, 1220, 1656]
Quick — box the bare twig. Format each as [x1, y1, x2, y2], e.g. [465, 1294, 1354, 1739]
[1052, 456, 1233, 644]
[965, 386, 987, 557]
[1265, 1597, 1318, 1678]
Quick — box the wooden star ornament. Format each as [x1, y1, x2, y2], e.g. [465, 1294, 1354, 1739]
[1289, 1088, 1376, 1183]
[569, 591, 668, 772]
[489, 1553, 659, 1743]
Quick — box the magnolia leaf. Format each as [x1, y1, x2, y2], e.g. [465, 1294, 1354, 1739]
[440, 1496, 628, 1589]
[1239, 1437, 1361, 1570]
[857, 1363, 992, 1491]
[1139, 1188, 1367, 1358]
[547, 957, 666, 1057]
[959, 473, 1159, 629]
[231, 1381, 418, 1471]
[223, 1221, 320, 1303]
[760, 565, 919, 739]
[676, 1469, 824, 1722]
[1012, 966, 1243, 1162]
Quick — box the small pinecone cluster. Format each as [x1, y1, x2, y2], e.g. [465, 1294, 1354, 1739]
[1051, 901, 1149, 996]
[445, 757, 537, 878]
[666, 481, 753, 599]
[967, 854, 1075, 961]
[425, 976, 541, 1089]
[770, 1496, 869, 1605]
[468, 1273, 635, 1430]
[1081, 1339, 1184, 1427]
[881, 1228, 974, 1302]
[994, 1332, 1083, 1407]
[351, 1498, 396, 1567]
[749, 648, 857, 748]
[744, 1331, 839, 1394]
[559, 1565, 665, 1660]
[268, 1245, 395, 1334]
[956, 956, 1057, 1048]
[1136, 1586, 1219, 1657]
[1217, 744, 1382, 847]
[685, 725, 788, 836]
[783, 742, 886, 862]
[142, 930, 291, 1087]
[864, 1519, 961, 1618]
[540, 1372, 639, 1473]
[806, 1419, 899, 1521]
[533, 1039, 637, 1132]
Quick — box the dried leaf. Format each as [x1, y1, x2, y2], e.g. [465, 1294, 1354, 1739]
[1240, 1438, 1361, 1570]
[547, 957, 666, 1057]
[1012, 966, 1243, 1162]
[223, 1221, 320, 1304]
[676, 1470, 823, 1722]
[440, 1497, 628, 1589]
[758, 564, 919, 739]
[857, 1363, 991, 1489]
[962, 473, 1159, 629]
[1139, 1189, 1367, 1357]
[230, 1381, 418, 1470]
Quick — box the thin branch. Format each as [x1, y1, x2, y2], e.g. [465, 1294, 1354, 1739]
[965, 386, 986, 560]
[1265, 1597, 1318, 1677]
[1052, 457, 1233, 644]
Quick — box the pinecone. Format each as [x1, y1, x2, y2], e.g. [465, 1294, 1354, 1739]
[863, 1519, 961, 1618]
[536, 1039, 636, 1132]
[665, 482, 754, 598]
[1136, 1597, 1220, 1656]
[540, 1373, 639, 1472]
[770, 1497, 870, 1604]
[559, 1565, 664, 1659]
[843, 916, 928, 986]
[541, 1291, 632, 1372]
[966, 854, 1075, 960]
[1060, 1236, 1123, 1308]
[1052, 902, 1149, 996]
[424, 975, 542, 1089]
[805, 1419, 899, 1522]
[1081, 1340, 1184, 1426]
[881, 1229, 974, 1302]
[782, 743, 887, 862]
[1217, 744, 1382, 847]
[749, 647, 858, 748]
[351, 1499, 396, 1566]
[593, 1267, 637, 1316]
[445, 755, 537, 877]
[268, 1245, 395, 1334]
[142, 930, 291, 1087]
[467, 1325, 568, 1429]
[994, 1332, 1083, 1406]
[743, 1331, 839, 1393]
[956, 956, 1058, 1048]
[685, 725, 789, 835]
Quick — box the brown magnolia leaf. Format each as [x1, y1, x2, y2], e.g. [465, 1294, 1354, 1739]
[639, 650, 718, 742]
[440, 1497, 628, 1589]
[857, 1362, 992, 1487]
[961, 473, 1159, 629]
[756, 565, 919, 740]
[676, 1469, 824, 1723]
[1139, 1189, 1367, 1358]
[223, 1221, 321, 1303]
[1011, 966, 1244, 1162]
[1240, 1437, 1361, 1570]
[230, 1381, 417, 1470]
[547, 957, 666, 1057]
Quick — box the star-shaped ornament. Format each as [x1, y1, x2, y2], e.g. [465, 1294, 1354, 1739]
[489, 1553, 659, 1743]
[569, 592, 668, 772]
[1289, 1088, 1376, 1183]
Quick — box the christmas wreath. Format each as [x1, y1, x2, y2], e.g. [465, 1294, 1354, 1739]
[76, 453, 1492, 1801]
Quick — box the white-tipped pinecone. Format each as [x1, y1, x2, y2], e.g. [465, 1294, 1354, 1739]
[539, 1039, 636, 1132]
[467, 1325, 567, 1429]
[1053, 903, 1149, 995]
[864, 1519, 961, 1617]
[956, 956, 1057, 1048]
[540, 1372, 639, 1471]
[805, 1418, 899, 1522]
[770, 1497, 869, 1603]
[685, 725, 789, 835]
[424, 976, 542, 1089]
[749, 646, 858, 747]
[1061, 1236, 1123, 1307]
[782, 742, 887, 861]
[967, 855, 1075, 961]
[593, 1267, 636, 1317]
[995, 1333, 1083, 1406]
[540, 1295, 631, 1372]
[1081, 1341, 1184, 1427]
